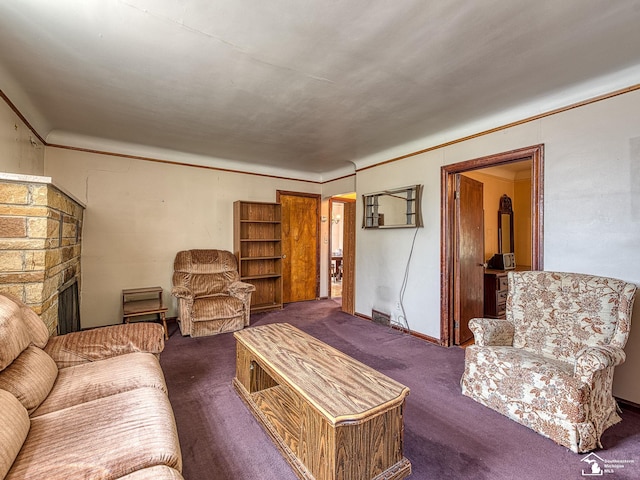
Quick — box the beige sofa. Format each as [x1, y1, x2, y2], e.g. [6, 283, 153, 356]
[0, 293, 183, 479]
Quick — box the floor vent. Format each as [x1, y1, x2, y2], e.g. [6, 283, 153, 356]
[371, 309, 391, 326]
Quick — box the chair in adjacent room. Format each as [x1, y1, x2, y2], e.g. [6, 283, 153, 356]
[171, 249, 255, 337]
[461, 270, 636, 453]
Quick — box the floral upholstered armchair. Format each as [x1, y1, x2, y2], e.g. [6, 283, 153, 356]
[461, 271, 636, 453]
[171, 249, 255, 337]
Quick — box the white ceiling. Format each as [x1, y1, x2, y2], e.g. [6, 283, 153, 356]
[2, 0, 640, 181]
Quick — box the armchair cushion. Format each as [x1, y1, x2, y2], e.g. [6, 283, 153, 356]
[192, 295, 244, 321]
[509, 272, 635, 362]
[464, 346, 588, 423]
[189, 272, 237, 297]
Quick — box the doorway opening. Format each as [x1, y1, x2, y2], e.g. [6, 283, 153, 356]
[330, 201, 344, 301]
[329, 194, 356, 314]
[441, 145, 544, 346]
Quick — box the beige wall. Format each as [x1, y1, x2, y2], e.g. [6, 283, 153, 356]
[0, 100, 44, 175]
[44, 147, 323, 328]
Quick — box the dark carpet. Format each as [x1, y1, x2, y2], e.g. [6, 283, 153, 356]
[160, 300, 640, 479]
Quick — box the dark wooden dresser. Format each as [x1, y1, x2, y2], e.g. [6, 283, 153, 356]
[484, 270, 509, 319]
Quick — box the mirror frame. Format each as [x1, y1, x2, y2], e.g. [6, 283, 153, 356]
[362, 184, 423, 229]
[497, 194, 514, 253]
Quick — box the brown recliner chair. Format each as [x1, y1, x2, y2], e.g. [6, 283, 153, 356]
[171, 249, 255, 337]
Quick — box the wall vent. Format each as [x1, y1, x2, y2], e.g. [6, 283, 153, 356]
[371, 309, 391, 326]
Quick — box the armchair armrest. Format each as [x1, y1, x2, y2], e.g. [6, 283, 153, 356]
[228, 281, 256, 299]
[574, 345, 626, 383]
[469, 318, 514, 347]
[44, 323, 165, 369]
[171, 285, 193, 299]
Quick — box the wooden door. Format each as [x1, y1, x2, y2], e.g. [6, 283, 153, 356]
[278, 191, 320, 303]
[454, 175, 484, 345]
[341, 200, 356, 314]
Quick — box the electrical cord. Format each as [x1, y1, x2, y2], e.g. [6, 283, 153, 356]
[393, 227, 420, 334]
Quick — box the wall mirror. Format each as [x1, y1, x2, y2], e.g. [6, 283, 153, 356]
[498, 194, 514, 253]
[362, 184, 423, 229]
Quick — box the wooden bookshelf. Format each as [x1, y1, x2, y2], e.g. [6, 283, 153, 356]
[233, 201, 283, 312]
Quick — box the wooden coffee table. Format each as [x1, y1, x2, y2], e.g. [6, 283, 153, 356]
[233, 323, 411, 480]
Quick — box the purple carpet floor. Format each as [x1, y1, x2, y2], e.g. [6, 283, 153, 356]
[160, 299, 640, 479]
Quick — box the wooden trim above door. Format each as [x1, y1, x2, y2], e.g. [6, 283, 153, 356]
[440, 144, 544, 347]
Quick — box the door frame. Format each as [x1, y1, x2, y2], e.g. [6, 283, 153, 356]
[440, 144, 544, 346]
[276, 190, 321, 301]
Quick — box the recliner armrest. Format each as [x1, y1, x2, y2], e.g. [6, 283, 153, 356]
[574, 345, 626, 383]
[171, 286, 193, 299]
[469, 318, 514, 346]
[228, 281, 256, 299]
[44, 323, 165, 369]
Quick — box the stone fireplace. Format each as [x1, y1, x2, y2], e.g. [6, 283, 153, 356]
[0, 173, 84, 335]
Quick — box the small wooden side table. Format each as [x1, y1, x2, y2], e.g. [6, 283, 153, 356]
[122, 287, 169, 340]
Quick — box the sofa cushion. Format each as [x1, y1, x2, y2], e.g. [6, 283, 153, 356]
[1, 293, 50, 348]
[0, 346, 57, 413]
[0, 389, 30, 479]
[7, 387, 182, 480]
[32, 352, 168, 417]
[0, 296, 32, 370]
[19, 306, 49, 348]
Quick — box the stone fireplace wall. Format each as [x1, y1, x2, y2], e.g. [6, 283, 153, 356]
[0, 173, 84, 335]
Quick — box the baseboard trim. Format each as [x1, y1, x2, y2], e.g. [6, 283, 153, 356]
[355, 311, 442, 346]
[617, 398, 640, 414]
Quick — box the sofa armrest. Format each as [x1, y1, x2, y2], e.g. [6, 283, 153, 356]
[228, 281, 256, 299]
[469, 318, 514, 346]
[574, 344, 626, 383]
[44, 323, 165, 369]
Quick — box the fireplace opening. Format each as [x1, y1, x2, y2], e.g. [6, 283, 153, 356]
[58, 277, 80, 334]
